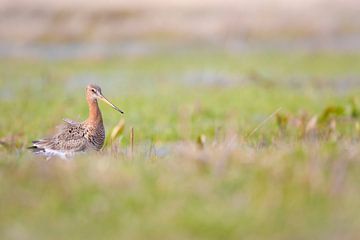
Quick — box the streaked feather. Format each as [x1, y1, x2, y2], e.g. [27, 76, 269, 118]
[29, 119, 105, 159]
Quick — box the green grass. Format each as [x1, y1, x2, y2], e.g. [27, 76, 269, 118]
[0, 51, 360, 239]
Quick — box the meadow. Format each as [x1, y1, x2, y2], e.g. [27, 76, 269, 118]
[1, 50, 360, 239]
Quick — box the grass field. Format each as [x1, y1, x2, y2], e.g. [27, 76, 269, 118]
[1, 50, 360, 239]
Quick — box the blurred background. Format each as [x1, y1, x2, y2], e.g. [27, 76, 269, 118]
[1, 0, 359, 142]
[1, 1, 360, 240]
[0, 0, 359, 58]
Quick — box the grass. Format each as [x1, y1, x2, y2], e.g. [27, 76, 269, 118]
[0, 50, 360, 239]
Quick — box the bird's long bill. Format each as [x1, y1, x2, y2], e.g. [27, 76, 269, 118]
[99, 94, 124, 114]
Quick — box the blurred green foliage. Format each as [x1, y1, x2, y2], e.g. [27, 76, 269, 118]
[0, 51, 360, 239]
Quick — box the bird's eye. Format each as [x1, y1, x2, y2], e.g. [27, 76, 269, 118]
[91, 89, 96, 93]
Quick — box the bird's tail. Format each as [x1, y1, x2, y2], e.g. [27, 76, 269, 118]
[27, 141, 45, 153]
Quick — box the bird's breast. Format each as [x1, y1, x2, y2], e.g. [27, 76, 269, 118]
[85, 123, 105, 151]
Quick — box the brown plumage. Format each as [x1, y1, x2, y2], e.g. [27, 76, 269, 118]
[29, 84, 123, 159]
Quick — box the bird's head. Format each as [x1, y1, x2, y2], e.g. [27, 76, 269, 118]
[86, 84, 124, 114]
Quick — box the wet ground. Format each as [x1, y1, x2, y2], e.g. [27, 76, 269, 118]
[0, 34, 359, 60]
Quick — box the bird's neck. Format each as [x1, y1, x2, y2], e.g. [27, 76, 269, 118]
[87, 99, 103, 125]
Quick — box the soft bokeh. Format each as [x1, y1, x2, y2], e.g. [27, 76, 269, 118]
[0, 1, 360, 240]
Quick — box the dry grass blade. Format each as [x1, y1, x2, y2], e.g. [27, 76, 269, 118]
[246, 107, 282, 138]
[350, 97, 359, 118]
[276, 112, 289, 131]
[356, 122, 360, 133]
[130, 127, 134, 158]
[196, 134, 206, 149]
[305, 115, 318, 134]
[110, 118, 125, 143]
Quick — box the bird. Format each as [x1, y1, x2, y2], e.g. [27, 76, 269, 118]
[28, 84, 124, 159]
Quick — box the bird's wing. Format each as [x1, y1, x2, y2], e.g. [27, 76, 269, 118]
[33, 120, 88, 152]
[63, 118, 79, 125]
